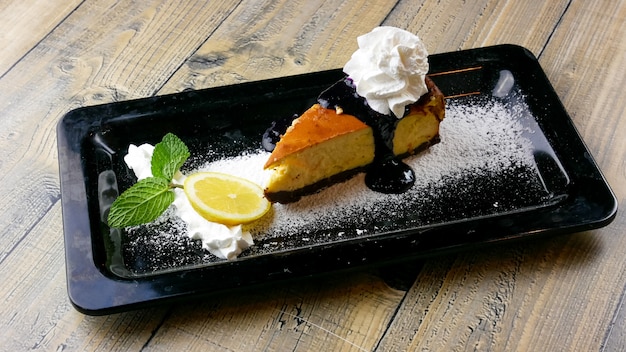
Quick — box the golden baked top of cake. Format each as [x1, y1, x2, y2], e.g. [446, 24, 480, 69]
[264, 104, 368, 168]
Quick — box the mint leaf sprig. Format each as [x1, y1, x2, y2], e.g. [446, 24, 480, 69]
[151, 132, 190, 180]
[107, 133, 190, 228]
[107, 177, 176, 228]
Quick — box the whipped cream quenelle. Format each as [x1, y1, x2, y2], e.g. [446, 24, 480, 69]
[124, 144, 254, 260]
[343, 26, 429, 118]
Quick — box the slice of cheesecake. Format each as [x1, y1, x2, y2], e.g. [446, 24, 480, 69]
[263, 76, 445, 203]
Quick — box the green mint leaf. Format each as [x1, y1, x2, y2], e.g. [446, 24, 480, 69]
[107, 177, 175, 228]
[151, 133, 190, 180]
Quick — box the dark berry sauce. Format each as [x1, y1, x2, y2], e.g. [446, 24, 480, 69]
[262, 76, 416, 194]
[318, 77, 415, 194]
[364, 154, 416, 193]
[262, 113, 297, 151]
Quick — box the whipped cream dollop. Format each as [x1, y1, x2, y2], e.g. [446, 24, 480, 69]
[124, 144, 254, 260]
[343, 26, 429, 118]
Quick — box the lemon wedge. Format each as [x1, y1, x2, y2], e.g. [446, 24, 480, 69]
[183, 172, 271, 225]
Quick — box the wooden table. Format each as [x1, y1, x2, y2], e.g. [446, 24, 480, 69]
[1, 0, 624, 350]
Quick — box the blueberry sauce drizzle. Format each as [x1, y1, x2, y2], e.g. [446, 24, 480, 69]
[262, 76, 416, 194]
[318, 77, 415, 193]
[261, 113, 297, 152]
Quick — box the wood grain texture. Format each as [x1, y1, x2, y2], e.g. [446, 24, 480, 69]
[160, 0, 401, 94]
[0, 0, 239, 255]
[0, 0, 82, 77]
[0, 1, 243, 350]
[378, 0, 626, 351]
[145, 272, 405, 351]
[383, 0, 570, 54]
[0, 0, 624, 351]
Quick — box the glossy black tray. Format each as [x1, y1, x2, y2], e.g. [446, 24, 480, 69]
[57, 44, 617, 315]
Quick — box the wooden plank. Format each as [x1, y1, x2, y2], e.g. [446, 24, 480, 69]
[376, 0, 626, 350]
[520, 0, 626, 349]
[377, 231, 625, 351]
[0, 0, 82, 76]
[160, 0, 401, 94]
[383, 0, 570, 54]
[0, 202, 169, 351]
[539, 0, 626, 199]
[0, 0, 239, 262]
[0, 0, 246, 350]
[145, 272, 405, 351]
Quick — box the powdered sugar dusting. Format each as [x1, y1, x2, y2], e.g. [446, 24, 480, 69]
[123, 95, 552, 272]
[191, 97, 536, 236]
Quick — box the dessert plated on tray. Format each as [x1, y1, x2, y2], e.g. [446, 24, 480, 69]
[108, 26, 445, 262]
[58, 38, 618, 312]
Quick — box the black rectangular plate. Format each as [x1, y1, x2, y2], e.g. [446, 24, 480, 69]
[58, 45, 617, 315]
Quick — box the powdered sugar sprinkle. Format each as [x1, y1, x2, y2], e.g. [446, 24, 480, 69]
[124, 95, 551, 272]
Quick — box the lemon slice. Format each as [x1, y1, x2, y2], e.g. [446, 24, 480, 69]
[184, 172, 271, 225]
